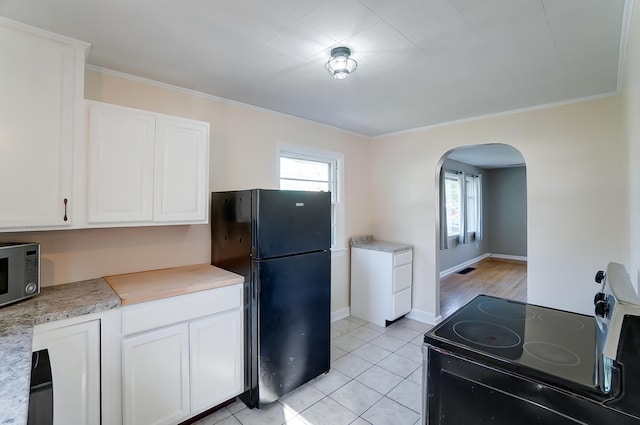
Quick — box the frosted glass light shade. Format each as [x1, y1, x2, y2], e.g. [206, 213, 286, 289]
[325, 47, 357, 79]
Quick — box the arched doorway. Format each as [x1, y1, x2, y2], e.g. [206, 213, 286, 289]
[436, 143, 528, 318]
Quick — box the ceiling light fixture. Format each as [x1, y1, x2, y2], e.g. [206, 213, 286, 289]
[325, 47, 357, 80]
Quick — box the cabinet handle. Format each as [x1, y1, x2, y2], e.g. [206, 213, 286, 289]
[63, 198, 68, 222]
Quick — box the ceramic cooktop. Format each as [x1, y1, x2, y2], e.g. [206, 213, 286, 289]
[425, 295, 598, 390]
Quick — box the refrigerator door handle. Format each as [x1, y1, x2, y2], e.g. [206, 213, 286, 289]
[251, 218, 257, 258]
[251, 268, 258, 302]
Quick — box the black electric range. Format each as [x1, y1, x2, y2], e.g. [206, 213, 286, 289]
[427, 295, 601, 397]
[422, 293, 640, 425]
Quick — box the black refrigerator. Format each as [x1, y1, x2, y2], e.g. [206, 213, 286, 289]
[211, 189, 331, 408]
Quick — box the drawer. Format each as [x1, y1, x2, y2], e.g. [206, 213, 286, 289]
[122, 283, 242, 336]
[393, 250, 412, 267]
[391, 288, 412, 320]
[392, 263, 412, 293]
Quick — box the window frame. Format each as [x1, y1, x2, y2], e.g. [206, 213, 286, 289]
[444, 171, 463, 239]
[277, 143, 345, 252]
[442, 169, 483, 244]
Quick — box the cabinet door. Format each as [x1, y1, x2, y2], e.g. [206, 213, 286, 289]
[32, 320, 101, 425]
[154, 117, 209, 223]
[122, 323, 190, 425]
[190, 309, 243, 414]
[0, 21, 80, 229]
[87, 102, 156, 223]
[350, 248, 393, 327]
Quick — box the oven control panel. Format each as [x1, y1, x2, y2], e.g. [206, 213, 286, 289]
[598, 263, 640, 361]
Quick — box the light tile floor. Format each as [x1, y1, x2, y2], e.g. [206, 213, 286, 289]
[193, 316, 432, 425]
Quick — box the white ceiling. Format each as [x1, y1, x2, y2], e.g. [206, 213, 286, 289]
[0, 0, 630, 137]
[446, 144, 525, 169]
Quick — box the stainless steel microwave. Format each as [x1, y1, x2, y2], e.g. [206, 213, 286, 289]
[0, 242, 40, 308]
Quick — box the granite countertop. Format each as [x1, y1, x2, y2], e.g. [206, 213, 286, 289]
[350, 235, 413, 253]
[0, 278, 120, 425]
[0, 264, 243, 424]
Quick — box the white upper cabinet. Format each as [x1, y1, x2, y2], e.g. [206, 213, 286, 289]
[88, 103, 156, 223]
[155, 117, 209, 223]
[87, 101, 210, 226]
[0, 17, 209, 231]
[0, 18, 88, 230]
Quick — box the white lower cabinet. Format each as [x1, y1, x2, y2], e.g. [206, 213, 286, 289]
[123, 324, 190, 425]
[121, 284, 243, 425]
[32, 319, 101, 425]
[190, 311, 243, 415]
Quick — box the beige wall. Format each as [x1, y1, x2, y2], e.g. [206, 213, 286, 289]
[624, 2, 640, 290]
[0, 69, 372, 317]
[371, 95, 627, 319]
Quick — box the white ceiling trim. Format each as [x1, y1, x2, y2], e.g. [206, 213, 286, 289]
[89, 63, 622, 143]
[371, 90, 620, 140]
[85, 64, 367, 138]
[0, 15, 90, 51]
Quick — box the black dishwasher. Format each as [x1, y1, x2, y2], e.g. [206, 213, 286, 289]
[28, 349, 53, 425]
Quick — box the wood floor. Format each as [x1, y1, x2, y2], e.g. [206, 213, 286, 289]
[440, 257, 527, 318]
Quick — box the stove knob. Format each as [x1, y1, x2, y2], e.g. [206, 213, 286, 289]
[594, 292, 607, 305]
[595, 270, 606, 284]
[595, 300, 610, 318]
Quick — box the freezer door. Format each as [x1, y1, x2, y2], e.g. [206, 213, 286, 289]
[254, 250, 331, 406]
[253, 189, 331, 259]
[211, 190, 252, 280]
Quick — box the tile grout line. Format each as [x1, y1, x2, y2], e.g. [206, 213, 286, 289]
[204, 316, 428, 425]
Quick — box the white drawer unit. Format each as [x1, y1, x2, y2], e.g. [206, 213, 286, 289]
[350, 245, 413, 327]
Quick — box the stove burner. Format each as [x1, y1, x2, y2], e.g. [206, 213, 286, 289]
[453, 320, 522, 348]
[538, 314, 585, 330]
[523, 341, 581, 366]
[478, 301, 535, 320]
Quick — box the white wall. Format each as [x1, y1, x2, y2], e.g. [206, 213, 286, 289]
[0, 69, 373, 318]
[371, 96, 627, 319]
[624, 1, 640, 290]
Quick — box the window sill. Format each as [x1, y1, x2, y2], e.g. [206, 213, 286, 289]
[447, 232, 478, 244]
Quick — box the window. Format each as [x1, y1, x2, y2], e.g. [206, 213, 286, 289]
[441, 170, 483, 245]
[278, 144, 344, 249]
[280, 157, 333, 193]
[444, 172, 462, 237]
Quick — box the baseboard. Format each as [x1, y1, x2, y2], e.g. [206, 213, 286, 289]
[490, 253, 528, 262]
[440, 253, 491, 278]
[440, 253, 528, 278]
[331, 307, 351, 323]
[406, 309, 443, 325]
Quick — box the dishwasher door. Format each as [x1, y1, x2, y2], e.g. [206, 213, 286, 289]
[28, 349, 53, 425]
